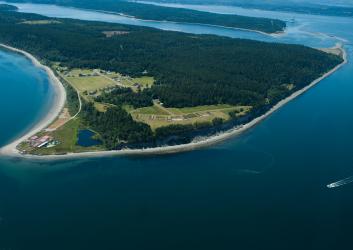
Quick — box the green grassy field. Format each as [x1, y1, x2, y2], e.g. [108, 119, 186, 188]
[171, 104, 235, 114]
[56, 67, 250, 134]
[131, 105, 170, 115]
[131, 104, 251, 130]
[132, 76, 154, 88]
[94, 102, 113, 112]
[65, 75, 115, 92]
[33, 118, 80, 155]
[62, 69, 154, 94]
[67, 69, 95, 76]
[30, 118, 104, 155]
[22, 20, 61, 25]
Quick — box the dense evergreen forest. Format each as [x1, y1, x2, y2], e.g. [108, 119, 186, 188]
[0, 11, 342, 148]
[96, 88, 154, 109]
[0, 12, 342, 108]
[7, 0, 286, 33]
[81, 103, 153, 149]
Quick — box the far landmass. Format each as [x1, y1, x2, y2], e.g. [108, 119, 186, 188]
[0, 10, 344, 156]
[141, 0, 353, 17]
[6, 0, 286, 33]
[0, 3, 18, 11]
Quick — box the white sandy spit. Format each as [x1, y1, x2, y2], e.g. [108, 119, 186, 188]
[0, 44, 66, 157]
[0, 44, 347, 160]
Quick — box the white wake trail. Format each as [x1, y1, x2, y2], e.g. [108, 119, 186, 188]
[327, 176, 353, 189]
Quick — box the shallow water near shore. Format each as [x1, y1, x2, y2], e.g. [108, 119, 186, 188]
[0, 49, 54, 147]
[0, 3, 353, 249]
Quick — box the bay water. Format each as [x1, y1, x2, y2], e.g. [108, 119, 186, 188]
[0, 3, 352, 249]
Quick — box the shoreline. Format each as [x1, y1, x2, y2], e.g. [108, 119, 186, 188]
[10, 2, 283, 37]
[0, 44, 347, 160]
[0, 44, 66, 157]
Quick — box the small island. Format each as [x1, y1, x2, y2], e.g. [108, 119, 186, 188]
[0, 11, 346, 158]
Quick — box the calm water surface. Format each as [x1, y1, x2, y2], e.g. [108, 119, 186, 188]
[77, 130, 102, 147]
[0, 3, 353, 250]
[0, 49, 54, 147]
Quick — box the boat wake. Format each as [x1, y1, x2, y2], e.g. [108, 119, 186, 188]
[327, 176, 353, 189]
[236, 169, 262, 175]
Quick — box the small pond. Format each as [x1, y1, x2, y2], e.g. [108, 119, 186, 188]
[77, 129, 102, 147]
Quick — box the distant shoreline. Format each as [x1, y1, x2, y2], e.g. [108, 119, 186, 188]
[0, 44, 347, 160]
[6, 1, 284, 36]
[94, 8, 285, 37]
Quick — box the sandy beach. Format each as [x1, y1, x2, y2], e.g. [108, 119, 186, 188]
[0, 44, 66, 157]
[0, 44, 347, 160]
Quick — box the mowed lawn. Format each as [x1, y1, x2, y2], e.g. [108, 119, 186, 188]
[65, 76, 116, 92]
[169, 104, 235, 114]
[63, 69, 154, 93]
[22, 20, 61, 25]
[132, 76, 154, 88]
[131, 105, 169, 115]
[32, 118, 80, 155]
[131, 104, 252, 130]
[132, 111, 230, 130]
[134, 104, 250, 116]
[32, 118, 104, 155]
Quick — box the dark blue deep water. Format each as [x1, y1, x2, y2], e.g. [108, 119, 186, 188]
[0, 3, 353, 250]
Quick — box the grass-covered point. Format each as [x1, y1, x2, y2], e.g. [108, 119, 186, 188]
[7, 0, 286, 33]
[0, 11, 343, 152]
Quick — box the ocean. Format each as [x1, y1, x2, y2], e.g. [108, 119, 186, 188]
[0, 3, 352, 249]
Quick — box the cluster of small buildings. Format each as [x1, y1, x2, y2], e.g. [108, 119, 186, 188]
[78, 72, 99, 77]
[28, 135, 59, 148]
[98, 69, 113, 75]
[102, 31, 129, 38]
[87, 90, 98, 95]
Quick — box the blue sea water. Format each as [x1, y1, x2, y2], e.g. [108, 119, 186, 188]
[0, 49, 54, 147]
[0, 3, 353, 249]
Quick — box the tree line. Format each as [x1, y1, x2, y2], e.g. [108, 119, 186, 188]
[7, 0, 286, 33]
[0, 11, 343, 147]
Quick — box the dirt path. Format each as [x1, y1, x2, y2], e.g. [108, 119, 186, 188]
[56, 72, 82, 126]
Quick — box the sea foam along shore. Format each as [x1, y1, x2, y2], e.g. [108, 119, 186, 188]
[0, 44, 347, 160]
[0, 44, 66, 156]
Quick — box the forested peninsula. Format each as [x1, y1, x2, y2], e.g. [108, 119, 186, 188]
[145, 0, 353, 17]
[0, 3, 18, 11]
[0, 11, 343, 155]
[7, 0, 286, 33]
